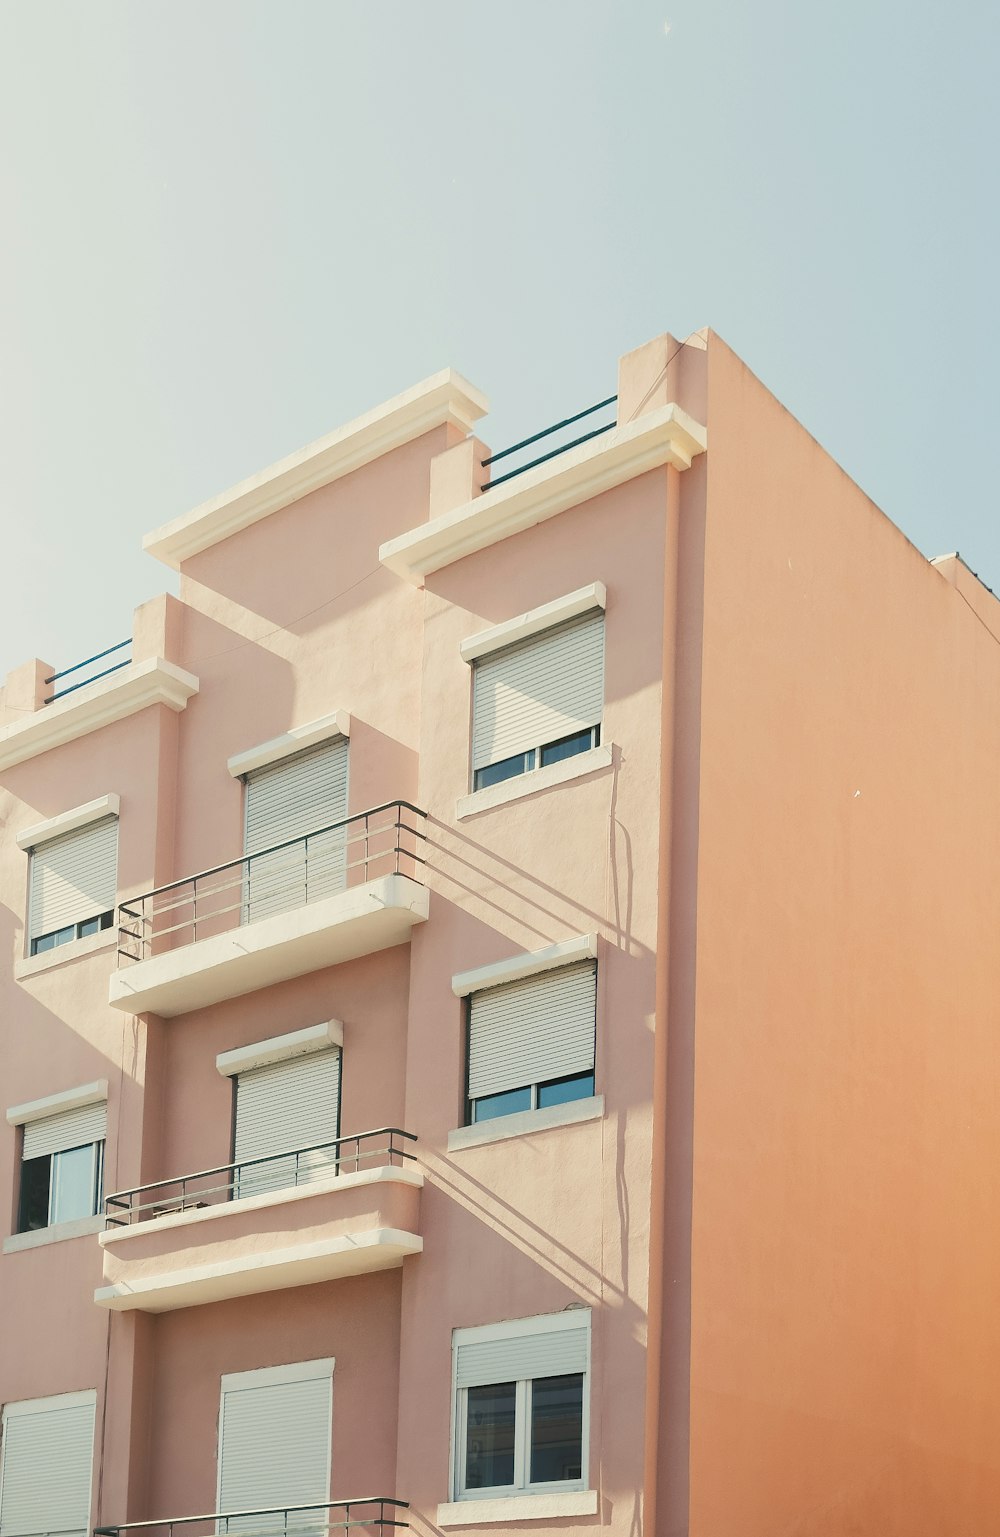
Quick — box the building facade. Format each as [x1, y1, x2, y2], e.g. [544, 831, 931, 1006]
[1, 330, 998, 1537]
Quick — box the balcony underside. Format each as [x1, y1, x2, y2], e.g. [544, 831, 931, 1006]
[95, 1165, 423, 1313]
[108, 873, 429, 1017]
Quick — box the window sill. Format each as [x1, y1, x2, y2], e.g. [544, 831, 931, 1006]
[15, 928, 118, 980]
[448, 1095, 604, 1152]
[437, 1489, 598, 1526]
[3, 1214, 104, 1253]
[456, 744, 613, 820]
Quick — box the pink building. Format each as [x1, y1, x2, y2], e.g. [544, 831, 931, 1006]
[2, 330, 999, 1537]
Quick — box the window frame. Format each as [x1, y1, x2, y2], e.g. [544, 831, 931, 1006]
[17, 1136, 105, 1233]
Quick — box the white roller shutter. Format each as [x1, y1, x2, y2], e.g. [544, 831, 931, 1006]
[217, 1363, 332, 1533]
[0, 1392, 96, 1537]
[471, 611, 604, 772]
[468, 961, 596, 1102]
[28, 818, 118, 940]
[22, 1102, 107, 1161]
[455, 1320, 589, 1389]
[243, 740, 348, 922]
[234, 1050, 341, 1199]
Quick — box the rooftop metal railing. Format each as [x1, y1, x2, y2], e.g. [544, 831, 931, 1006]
[104, 1127, 418, 1227]
[117, 801, 427, 964]
[44, 638, 131, 704]
[480, 393, 618, 491]
[94, 1499, 409, 1537]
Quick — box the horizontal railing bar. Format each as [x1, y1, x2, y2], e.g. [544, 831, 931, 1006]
[95, 1498, 409, 1532]
[482, 418, 617, 491]
[45, 657, 132, 703]
[45, 638, 131, 685]
[481, 393, 618, 468]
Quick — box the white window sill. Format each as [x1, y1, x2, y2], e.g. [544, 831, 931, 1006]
[14, 928, 118, 980]
[448, 1095, 604, 1152]
[456, 743, 613, 820]
[437, 1489, 598, 1526]
[3, 1214, 104, 1253]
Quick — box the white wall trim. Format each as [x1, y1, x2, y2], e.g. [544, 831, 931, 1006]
[216, 1021, 343, 1076]
[452, 933, 598, 999]
[436, 1489, 598, 1526]
[2, 1215, 105, 1253]
[16, 796, 120, 852]
[456, 742, 612, 819]
[7, 1079, 109, 1127]
[14, 928, 118, 980]
[1, 1389, 97, 1419]
[227, 712, 352, 779]
[220, 1358, 334, 1393]
[144, 369, 489, 570]
[448, 1096, 603, 1151]
[460, 584, 607, 664]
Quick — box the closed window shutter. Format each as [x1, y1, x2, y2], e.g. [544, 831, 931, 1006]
[0, 1395, 96, 1537]
[234, 1050, 341, 1198]
[455, 1320, 589, 1389]
[28, 818, 118, 939]
[22, 1102, 107, 1160]
[471, 612, 604, 772]
[468, 961, 596, 1102]
[243, 740, 348, 921]
[218, 1369, 332, 1530]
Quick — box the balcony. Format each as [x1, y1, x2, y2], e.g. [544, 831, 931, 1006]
[95, 1128, 422, 1313]
[95, 1500, 409, 1537]
[108, 802, 428, 1017]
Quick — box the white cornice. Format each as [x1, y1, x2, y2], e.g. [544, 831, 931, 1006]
[17, 794, 120, 851]
[451, 932, 598, 998]
[144, 369, 489, 571]
[7, 1079, 109, 1126]
[0, 659, 199, 772]
[216, 1020, 344, 1076]
[379, 401, 707, 584]
[227, 710, 351, 779]
[460, 583, 607, 664]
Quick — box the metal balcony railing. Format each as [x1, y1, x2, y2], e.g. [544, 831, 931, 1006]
[480, 393, 618, 491]
[104, 1127, 418, 1227]
[117, 801, 427, 964]
[44, 638, 132, 704]
[94, 1500, 409, 1537]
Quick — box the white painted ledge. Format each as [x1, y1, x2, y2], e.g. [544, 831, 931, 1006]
[380, 400, 706, 583]
[14, 928, 118, 981]
[16, 794, 120, 851]
[227, 711, 351, 778]
[0, 658, 199, 771]
[7, 1079, 108, 1127]
[460, 583, 606, 663]
[448, 1096, 604, 1151]
[436, 1489, 598, 1526]
[144, 369, 489, 570]
[452, 932, 597, 997]
[3, 1215, 104, 1254]
[216, 1020, 343, 1077]
[456, 742, 613, 820]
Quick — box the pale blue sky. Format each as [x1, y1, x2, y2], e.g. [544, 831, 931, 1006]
[2, 1, 997, 677]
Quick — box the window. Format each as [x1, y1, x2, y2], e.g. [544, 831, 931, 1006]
[470, 611, 604, 792]
[217, 1360, 333, 1530]
[17, 1101, 106, 1232]
[27, 815, 118, 956]
[0, 1391, 96, 1537]
[243, 738, 348, 922]
[466, 960, 597, 1125]
[233, 1048, 341, 1199]
[452, 1313, 590, 1501]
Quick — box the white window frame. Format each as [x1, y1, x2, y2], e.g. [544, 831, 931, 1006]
[13, 1095, 108, 1234]
[216, 1358, 334, 1519]
[450, 1312, 591, 1503]
[0, 1389, 97, 1537]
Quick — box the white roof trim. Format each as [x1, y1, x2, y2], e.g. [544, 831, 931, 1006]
[16, 794, 120, 852]
[7, 1079, 109, 1127]
[460, 583, 606, 664]
[144, 368, 489, 571]
[227, 711, 351, 779]
[0, 658, 199, 773]
[451, 933, 598, 998]
[380, 401, 707, 584]
[216, 1020, 344, 1077]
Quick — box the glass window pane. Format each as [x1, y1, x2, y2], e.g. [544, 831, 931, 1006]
[18, 1156, 51, 1232]
[472, 1086, 532, 1123]
[78, 916, 101, 938]
[539, 729, 595, 768]
[465, 1382, 516, 1491]
[50, 1144, 97, 1224]
[474, 753, 530, 791]
[530, 1374, 583, 1484]
[31, 926, 74, 955]
[537, 1073, 595, 1110]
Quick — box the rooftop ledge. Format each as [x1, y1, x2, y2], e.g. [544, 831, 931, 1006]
[144, 369, 489, 571]
[0, 658, 199, 772]
[109, 872, 429, 1018]
[379, 400, 707, 584]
